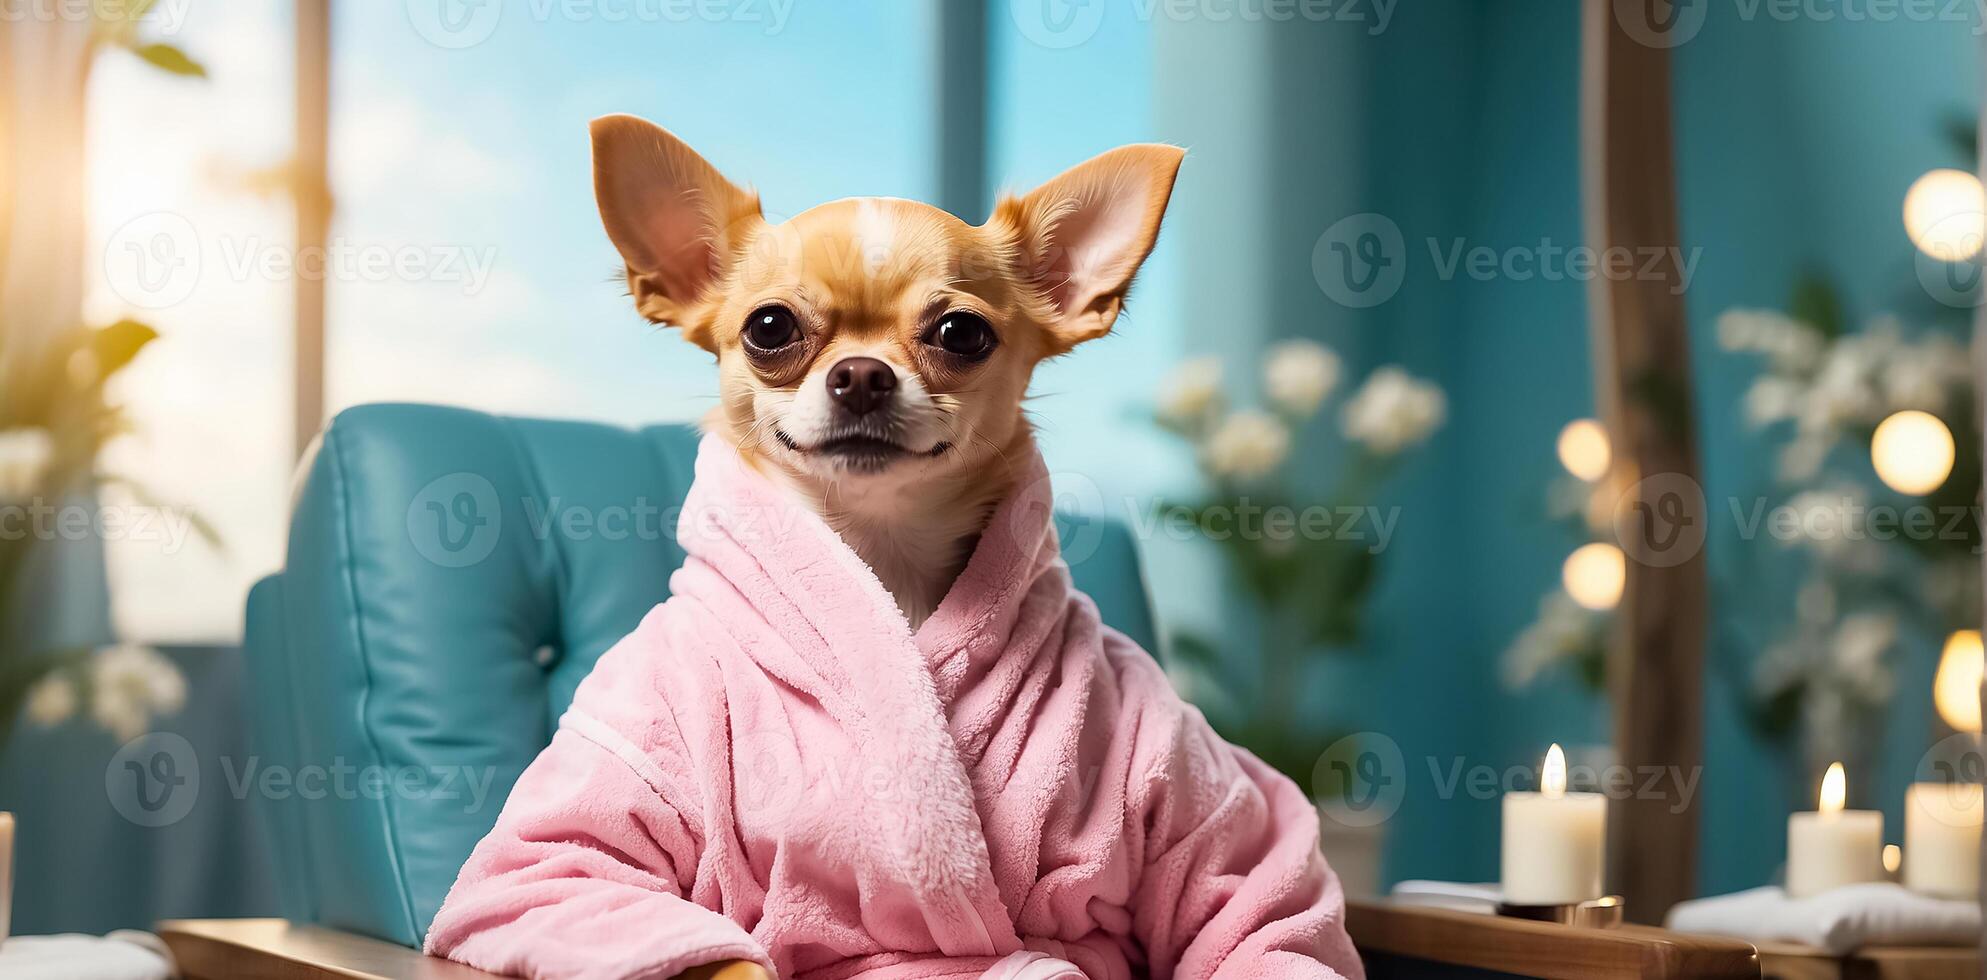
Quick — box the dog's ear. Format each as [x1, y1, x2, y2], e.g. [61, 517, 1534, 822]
[591, 115, 762, 342]
[992, 143, 1184, 352]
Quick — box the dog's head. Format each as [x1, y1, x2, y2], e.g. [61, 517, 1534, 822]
[590, 114, 1182, 496]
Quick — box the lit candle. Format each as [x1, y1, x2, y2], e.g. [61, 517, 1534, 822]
[1787, 762, 1883, 898]
[1501, 744, 1607, 905]
[1904, 782, 1982, 898]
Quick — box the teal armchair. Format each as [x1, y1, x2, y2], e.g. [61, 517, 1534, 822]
[237, 403, 1158, 947]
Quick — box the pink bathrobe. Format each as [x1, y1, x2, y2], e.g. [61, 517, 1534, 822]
[425, 437, 1361, 980]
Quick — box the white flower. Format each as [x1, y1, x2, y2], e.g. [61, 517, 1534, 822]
[1752, 641, 1804, 700]
[1832, 613, 1896, 698]
[1502, 590, 1606, 689]
[1777, 434, 1830, 483]
[1795, 578, 1838, 627]
[1262, 340, 1340, 417]
[89, 644, 187, 742]
[1202, 411, 1289, 480]
[1779, 487, 1886, 572]
[1157, 357, 1224, 426]
[1341, 367, 1446, 455]
[91, 688, 149, 743]
[1880, 335, 1967, 413]
[1717, 309, 1823, 372]
[1807, 344, 1881, 427]
[1717, 309, 1770, 352]
[1923, 557, 1981, 623]
[1742, 377, 1803, 427]
[25, 673, 77, 726]
[0, 427, 54, 501]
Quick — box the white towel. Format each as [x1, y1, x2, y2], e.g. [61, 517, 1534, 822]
[0, 932, 175, 980]
[1665, 884, 1981, 954]
[1388, 880, 1505, 914]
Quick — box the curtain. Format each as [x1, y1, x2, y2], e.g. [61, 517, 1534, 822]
[0, 20, 116, 673]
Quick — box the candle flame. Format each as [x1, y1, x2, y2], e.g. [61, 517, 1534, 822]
[1819, 761, 1846, 814]
[1934, 630, 1984, 733]
[1542, 743, 1567, 799]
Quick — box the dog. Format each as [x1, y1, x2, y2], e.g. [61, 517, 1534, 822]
[590, 114, 1183, 629]
[421, 117, 1358, 980]
[592, 117, 1179, 980]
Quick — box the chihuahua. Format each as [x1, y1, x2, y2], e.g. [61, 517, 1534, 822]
[590, 117, 1182, 980]
[590, 115, 1182, 629]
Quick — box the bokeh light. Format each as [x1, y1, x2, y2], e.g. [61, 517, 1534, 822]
[1934, 630, 1983, 733]
[1562, 543, 1626, 611]
[1557, 419, 1612, 483]
[1870, 410, 1955, 496]
[1903, 168, 1986, 261]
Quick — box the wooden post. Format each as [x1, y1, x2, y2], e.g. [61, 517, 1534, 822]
[1580, 0, 1708, 922]
[294, 0, 332, 459]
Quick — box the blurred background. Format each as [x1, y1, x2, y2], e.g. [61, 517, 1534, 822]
[0, 0, 1981, 936]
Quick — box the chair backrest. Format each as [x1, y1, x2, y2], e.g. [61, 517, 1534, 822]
[244, 403, 1159, 947]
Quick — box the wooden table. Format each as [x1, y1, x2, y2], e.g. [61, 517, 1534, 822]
[167, 909, 1763, 980]
[1755, 942, 1981, 980]
[163, 912, 1979, 980]
[159, 919, 504, 980]
[1347, 901, 1759, 979]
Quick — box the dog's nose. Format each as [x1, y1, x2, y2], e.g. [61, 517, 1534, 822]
[826, 356, 897, 416]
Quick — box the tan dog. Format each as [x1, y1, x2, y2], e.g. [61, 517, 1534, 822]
[581, 118, 1181, 980]
[590, 113, 1180, 633]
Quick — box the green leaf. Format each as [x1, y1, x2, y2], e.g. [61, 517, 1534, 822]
[131, 43, 207, 78]
[1165, 630, 1222, 671]
[97, 473, 225, 553]
[1625, 367, 1693, 442]
[1164, 629, 1246, 694]
[90, 319, 159, 382]
[1575, 643, 1608, 692]
[1945, 113, 1979, 169]
[1787, 271, 1845, 339]
[1295, 543, 1376, 648]
[1747, 683, 1804, 741]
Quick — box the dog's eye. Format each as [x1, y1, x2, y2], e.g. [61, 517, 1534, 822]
[925, 312, 997, 360]
[743, 306, 800, 351]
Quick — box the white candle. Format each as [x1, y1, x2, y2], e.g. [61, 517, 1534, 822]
[1787, 762, 1883, 898]
[1501, 744, 1607, 905]
[1904, 782, 1982, 898]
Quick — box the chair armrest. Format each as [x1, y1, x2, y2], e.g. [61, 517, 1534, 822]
[158, 919, 508, 980]
[1347, 900, 1760, 979]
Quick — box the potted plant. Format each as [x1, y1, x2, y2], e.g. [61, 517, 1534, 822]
[1152, 339, 1444, 894]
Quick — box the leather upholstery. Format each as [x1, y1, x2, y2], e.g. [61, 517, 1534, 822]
[244, 404, 1158, 947]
